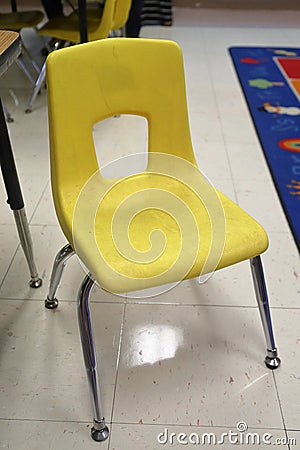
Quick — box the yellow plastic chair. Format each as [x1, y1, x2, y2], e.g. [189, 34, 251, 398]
[25, 0, 116, 112]
[45, 38, 281, 441]
[0, 10, 44, 86]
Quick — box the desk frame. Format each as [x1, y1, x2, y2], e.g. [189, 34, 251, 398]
[0, 31, 42, 288]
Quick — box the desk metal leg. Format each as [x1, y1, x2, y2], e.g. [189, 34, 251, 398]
[0, 97, 42, 288]
[13, 209, 42, 288]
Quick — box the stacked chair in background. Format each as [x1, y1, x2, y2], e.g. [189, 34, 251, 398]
[83, 0, 132, 35]
[26, 0, 132, 113]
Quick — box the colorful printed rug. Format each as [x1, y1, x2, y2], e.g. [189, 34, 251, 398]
[229, 47, 300, 251]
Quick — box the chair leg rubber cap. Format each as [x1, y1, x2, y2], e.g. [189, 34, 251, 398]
[265, 355, 281, 370]
[29, 278, 43, 288]
[45, 298, 59, 309]
[91, 425, 109, 442]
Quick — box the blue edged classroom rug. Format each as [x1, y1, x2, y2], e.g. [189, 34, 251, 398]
[230, 47, 300, 251]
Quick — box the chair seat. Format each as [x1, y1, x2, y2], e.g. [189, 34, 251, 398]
[0, 11, 44, 30]
[67, 158, 268, 294]
[38, 12, 105, 43]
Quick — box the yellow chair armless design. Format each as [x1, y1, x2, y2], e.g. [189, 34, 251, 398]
[45, 38, 281, 441]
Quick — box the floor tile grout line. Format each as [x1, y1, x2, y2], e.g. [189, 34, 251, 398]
[0, 297, 299, 311]
[109, 303, 127, 424]
[29, 223, 61, 227]
[0, 417, 94, 424]
[105, 302, 300, 311]
[203, 39, 239, 205]
[107, 303, 127, 450]
[28, 177, 50, 225]
[0, 242, 21, 292]
[272, 372, 291, 449]
[0, 297, 127, 306]
[0, 416, 289, 432]
[97, 419, 289, 431]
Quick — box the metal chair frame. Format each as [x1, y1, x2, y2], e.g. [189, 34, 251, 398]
[45, 242, 280, 441]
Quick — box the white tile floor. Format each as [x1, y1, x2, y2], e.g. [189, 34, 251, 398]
[0, 7, 300, 450]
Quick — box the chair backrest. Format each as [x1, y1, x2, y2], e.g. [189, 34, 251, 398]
[46, 38, 196, 239]
[112, 0, 132, 30]
[67, 0, 117, 41]
[87, 0, 116, 40]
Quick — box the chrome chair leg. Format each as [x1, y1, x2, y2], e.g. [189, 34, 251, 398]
[250, 256, 281, 369]
[16, 56, 36, 85]
[15, 42, 41, 86]
[25, 61, 46, 113]
[78, 274, 109, 442]
[21, 42, 40, 75]
[45, 243, 75, 309]
[26, 40, 65, 113]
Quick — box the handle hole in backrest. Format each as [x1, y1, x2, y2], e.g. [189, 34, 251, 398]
[93, 114, 149, 178]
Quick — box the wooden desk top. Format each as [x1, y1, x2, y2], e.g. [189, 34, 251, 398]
[0, 30, 21, 77]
